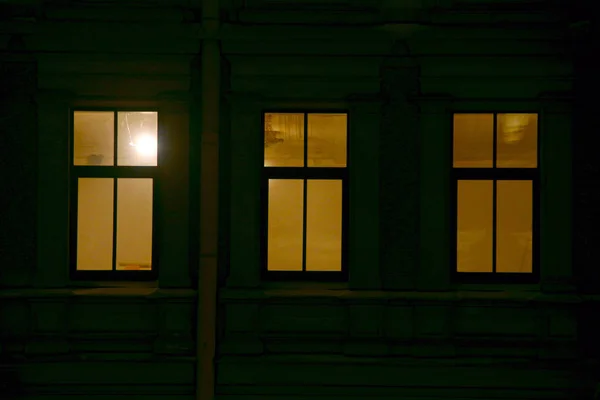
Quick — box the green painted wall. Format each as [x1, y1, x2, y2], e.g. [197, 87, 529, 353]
[1, 0, 597, 399]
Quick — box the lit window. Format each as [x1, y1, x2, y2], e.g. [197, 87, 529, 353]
[452, 113, 539, 282]
[71, 110, 158, 280]
[262, 112, 348, 280]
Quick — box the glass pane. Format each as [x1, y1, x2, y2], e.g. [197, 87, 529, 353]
[496, 114, 538, 168]
[74, 111, 114, 166]
[307, 114, 347, 167]
[496, 180, 533, 273]
[306, 180, 342, 271]
[264, 113, 305, 167]
[116, 179, 153, 271]
[267, 179, 304, 271]
[453, 114, 494, 168]
[77, 178, 114, 270]
[457, 180, 493, 272]
[117, 112, 158, 166]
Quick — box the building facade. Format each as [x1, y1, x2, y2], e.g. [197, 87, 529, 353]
[1, 0, 598, 399]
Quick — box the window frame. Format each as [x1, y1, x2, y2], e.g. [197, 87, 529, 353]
[69, 107, 160, 281]
[260, 110, 350, 282]
[450, 111, 541, 284]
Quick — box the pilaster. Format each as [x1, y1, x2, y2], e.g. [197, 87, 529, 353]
[539, 93, 574, 293]
[417, 95, 453, 291]
[379, 60, 420, 290]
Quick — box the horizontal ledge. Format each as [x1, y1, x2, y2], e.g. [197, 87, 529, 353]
[220, 288, 582, 304]
[21, 386, 195, 396]
[0, 288, 197, 299]
[217, 353, 579, 366]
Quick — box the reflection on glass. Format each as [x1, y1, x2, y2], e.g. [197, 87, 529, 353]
[496, 114, 538, 168]
[264, 113, 305, 167]
[306, 180, 342, 271]
[268, 179, 304, 271]
[496, 180, 533, 273]
[116, 179, 153, 271]
[117, 112, 158, 166]
[453, 114, 494, 168]
[307, 114, 347, 167]
[457, 180, 493, 272]
[74, 111, 114, 166]
[77, 178, 114, 270]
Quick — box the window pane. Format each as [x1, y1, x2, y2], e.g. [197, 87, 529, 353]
[77, 178, 114, 270]
[306, 180, 342, 271]
[264, 113, 305, 167]
[307, 114, 347, 167]
[496, 180, 533, 273]
[453, 114, 494, 168]
[268, 179, 304, 271]
[496, 114, 538, 168]
[74, 111, 114, 166]
[457, 180, 493, 272]
[117, 112, 158, 166]
[116, 179, 153, 271]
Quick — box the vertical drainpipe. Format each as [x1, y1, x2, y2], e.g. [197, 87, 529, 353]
[197, 0, 220, 397]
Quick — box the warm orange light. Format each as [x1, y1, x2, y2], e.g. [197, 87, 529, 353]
[133, 134, 157, 156]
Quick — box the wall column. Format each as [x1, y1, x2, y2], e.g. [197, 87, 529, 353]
[0, 51, 38, 288]
[417, 95, 453, 291]
[348, 98, 381, 289]
[539, 93, 574, 293]
[197, 0, 220, 397]
[379, 61, 420, 290]
[226, 94, 262, 288]
[35, 89, 71, 288]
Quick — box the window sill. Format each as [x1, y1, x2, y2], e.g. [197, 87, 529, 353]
[68, 280, 158, 288]
[452, 283, 541, 292]
[261, 281, 349, 291]
[71, 287, 159, 297]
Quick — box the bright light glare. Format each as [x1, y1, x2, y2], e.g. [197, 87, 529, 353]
[135, 135, 157, 156]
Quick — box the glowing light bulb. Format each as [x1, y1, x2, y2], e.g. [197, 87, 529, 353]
[134, 135, 157, 156]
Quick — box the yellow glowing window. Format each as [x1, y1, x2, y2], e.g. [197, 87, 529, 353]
[453, 113, 538, 281]
[263, 112, 348, 280]
[71, 110, 158, 280]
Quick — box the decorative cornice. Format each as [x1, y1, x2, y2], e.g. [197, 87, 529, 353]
[157, 91, 192, 103]
[34, 89, 74, 103]
[224, 91, 264, 105]
[538, 91, 574, 101]
[346, 93, 383, 104]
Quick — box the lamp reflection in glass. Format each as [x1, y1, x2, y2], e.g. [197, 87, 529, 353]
[132, 134, 158, 156]
[497, 113, 537, 168]
[501, 114, 530, 144]
[118, 112, 158, 166]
